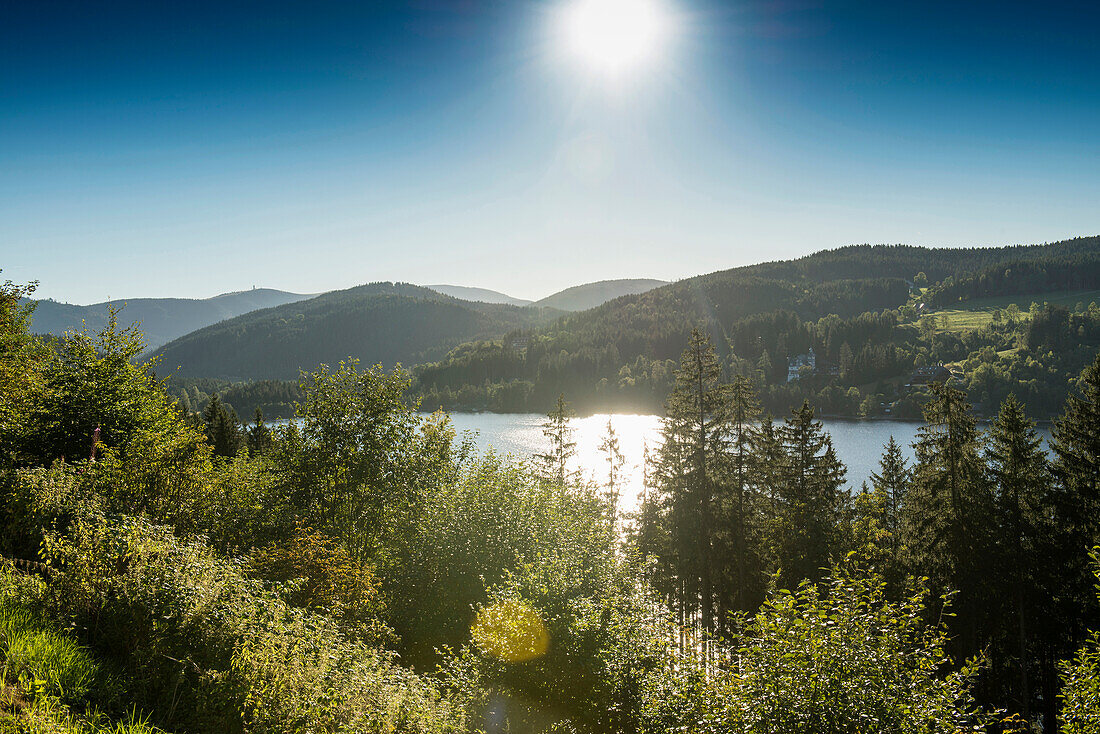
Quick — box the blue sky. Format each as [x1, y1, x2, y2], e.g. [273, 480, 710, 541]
[2, 0, 1098, 303]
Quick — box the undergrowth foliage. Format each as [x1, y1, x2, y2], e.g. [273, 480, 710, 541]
[37, 515, 466, 733]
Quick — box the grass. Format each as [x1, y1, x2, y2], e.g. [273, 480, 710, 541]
[0, 598, 161, 734]
[959, 288, 1100, 311]
[929, 289, 1100, 333]
[1, 602, 98, 703]
[0, 700, 164, 734]
[932, 309, 998, 333]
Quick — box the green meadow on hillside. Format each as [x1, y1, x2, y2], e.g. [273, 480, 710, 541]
[932, 289, 1100, 333]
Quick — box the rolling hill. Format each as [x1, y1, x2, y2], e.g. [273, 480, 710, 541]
[138, 236, 1100, 419]
[151, 282, 561, 380]
[413, 236, 1100, 416]
[425, 284, 532, 306]
[534, 278, 668, 311]
[29, 288, 311, 350]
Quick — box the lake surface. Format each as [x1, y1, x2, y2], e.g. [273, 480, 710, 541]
[440, 413, 1053, 515]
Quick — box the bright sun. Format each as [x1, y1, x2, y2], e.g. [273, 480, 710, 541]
[562, 0, 671, 76]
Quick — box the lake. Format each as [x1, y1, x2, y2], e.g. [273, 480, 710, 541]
[440, 412, 1053, 515]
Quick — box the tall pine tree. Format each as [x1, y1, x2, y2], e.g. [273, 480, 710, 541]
[772, 401, 847, 589]
[870, 436, 909, 570]
[203, 394, 243, 458]
[718, 374, 763, 617]
[903, 382, 993, 659]
[1048, 353, 1100, 726]
[650, 328, 729, 637]
[598, 417, 625, 525]
[537, 393, 578, 485]
[986, 394, 1049, 724]
[1052, 352, 1100, 559]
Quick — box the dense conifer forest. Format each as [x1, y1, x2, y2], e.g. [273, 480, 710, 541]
[150, 283, 564, 381]
[145, 238, 1100, 422]
[4, 273, 1100, 732]
[413, 237, 1100, 418]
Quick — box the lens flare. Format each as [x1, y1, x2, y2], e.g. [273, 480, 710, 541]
[472, 599, 549, 663]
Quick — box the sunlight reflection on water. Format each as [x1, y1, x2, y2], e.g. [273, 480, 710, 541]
[425, 412, 662, 514]
[439, 413, 1053, 517]
[280, 413, 1050, 518]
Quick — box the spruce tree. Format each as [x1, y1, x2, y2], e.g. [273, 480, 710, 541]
[756, 350, 773, 384]
[598, 418, 625, 524]
[1048, 352, 1100, 725]
[720, 374, 763, 615]
[177, 389, 193, 415]
[646, 408, 696, 642]
[203, 393, 243, 457]
[838, 341, 854, 379]
[869, 436, 910, 570]
[986, 394, 1049, 723]
[773, 401, 847, 589]
[1052, 352, 1100, 553]
[652, 328, 729, 636]
[903, 382, 992, 658]
[537, 393, 578, 485]
[755, 416, 785, 572]
[248, 406, 273, 455]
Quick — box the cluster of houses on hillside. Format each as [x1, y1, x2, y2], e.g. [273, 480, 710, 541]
[785, 348, 955, 390]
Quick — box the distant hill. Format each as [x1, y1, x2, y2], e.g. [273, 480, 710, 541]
[151, 282, 562, 380]
[29, 288, 311, 350]
[413, 236, 1100, 416]
[534, 279, 668, 311]
[426, 284, 532, 306]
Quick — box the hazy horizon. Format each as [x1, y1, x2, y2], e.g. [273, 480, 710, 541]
[29, 275, 678, 306]
[4, 0, 1099, 303]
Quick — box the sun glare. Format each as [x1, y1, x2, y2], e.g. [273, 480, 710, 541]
[561, 0, 672, 76]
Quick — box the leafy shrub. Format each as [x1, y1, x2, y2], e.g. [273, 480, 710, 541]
[40, 516, 466, 734]
[442, 531, 670, 733]
[1061, 551, 1100, 734]
[714, 565, 987, 734]
[247, 526, 391, 643]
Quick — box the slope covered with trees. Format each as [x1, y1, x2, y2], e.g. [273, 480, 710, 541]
[533, 278, 668, 311]
[414, 237, 1100, 417]
[151, 282, 562, 380]
[425, 284, 532, 306]
[29, 288, 311, 350]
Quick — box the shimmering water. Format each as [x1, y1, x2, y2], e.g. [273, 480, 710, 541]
[440, 413, 1052, 515]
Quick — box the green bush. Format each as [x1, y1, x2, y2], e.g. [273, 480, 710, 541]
[714, 565, 987, 734]
[39, 516, 466, 734]
[1061, 551, 1100, 734]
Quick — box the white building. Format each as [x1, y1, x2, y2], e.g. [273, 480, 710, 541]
[787, 348, 816, 382]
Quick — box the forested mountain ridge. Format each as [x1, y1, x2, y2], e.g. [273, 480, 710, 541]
[151, 282, 563, 380]
[523, 237, 1100, 353]
[426, 284, 533, 306]
[28, 287, 312, 349]
[533, 278, 669, 311]
[145, 236, 1100, 418]
[414, 236, 1100, 416]
[722, 236, 1100, 286]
